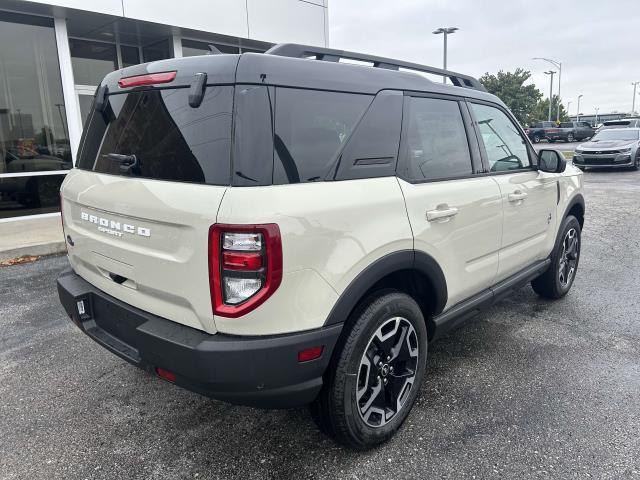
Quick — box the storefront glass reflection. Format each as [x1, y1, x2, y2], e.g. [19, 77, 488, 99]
[0, 12, 71, 218]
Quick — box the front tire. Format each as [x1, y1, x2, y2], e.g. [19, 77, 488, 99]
[567, 133, 575, 142]
[532, 134, 541, 144]
[310, 291, 427, 449]
[532, 215, 581, 299]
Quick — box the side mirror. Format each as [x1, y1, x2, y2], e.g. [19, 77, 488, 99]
[538, 149, 566, 173]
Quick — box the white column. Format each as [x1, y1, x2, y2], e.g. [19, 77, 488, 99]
[172, 33, 183, 58]
[54, 16, 82, 163]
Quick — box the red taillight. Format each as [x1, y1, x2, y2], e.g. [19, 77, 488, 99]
[118, 71, 176, 88]
[222, 251, 263, 271]
[298, 346, 324, 363]
[208, 224, 283, 318]
[155, 367, 176, 383]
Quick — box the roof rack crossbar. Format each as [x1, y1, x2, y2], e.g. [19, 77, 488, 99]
[265, 43, 486, 92]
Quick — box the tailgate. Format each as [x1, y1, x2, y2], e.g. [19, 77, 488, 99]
[62, 170, 225, 333]
[63, 62, 236, 333]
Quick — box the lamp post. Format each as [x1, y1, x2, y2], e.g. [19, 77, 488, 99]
[433, 26, 458, 83]
[567, 101, 572, 120]
[632, 81, 640, 115]
[594, 107, 599, 126]
[544, 71, 556, 122]
[577, 94, 583, 121]
[533, 57, 562, 121]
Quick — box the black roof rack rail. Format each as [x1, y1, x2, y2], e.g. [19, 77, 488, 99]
[265, 43, 486, 92]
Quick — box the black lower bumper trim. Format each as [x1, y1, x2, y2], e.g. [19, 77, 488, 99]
[57, 269, 342, 408]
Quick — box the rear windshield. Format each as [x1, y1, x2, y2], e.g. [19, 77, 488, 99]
[77, 86, 233, 185]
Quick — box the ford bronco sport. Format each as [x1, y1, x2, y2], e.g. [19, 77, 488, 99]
[57, 44, 585, 449]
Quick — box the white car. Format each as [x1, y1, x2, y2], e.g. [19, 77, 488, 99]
[57, 44, 585, 449]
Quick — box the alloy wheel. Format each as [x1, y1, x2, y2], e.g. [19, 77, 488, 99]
[558, 228, 579, 287]
[356, 317, 419, 428]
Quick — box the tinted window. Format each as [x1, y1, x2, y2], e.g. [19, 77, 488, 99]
[77, 86, 232, 185]
[335, 91, 403, 181]
[560, 122, 573, 128]
[401, 97, 472, 181]
[273, 88, 372, 184]
[232, 85, 274, 186]
[470, 103, 531, 172]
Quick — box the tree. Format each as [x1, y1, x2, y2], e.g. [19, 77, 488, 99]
[479, 69, 543, 125]
[532, 95, 569, 123]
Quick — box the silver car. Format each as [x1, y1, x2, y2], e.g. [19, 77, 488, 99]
[573, 128, 640, 170]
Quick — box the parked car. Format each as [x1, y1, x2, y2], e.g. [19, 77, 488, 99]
[547, 121, 594, 143]
[598, 118, 640, 131]
[573, 127, 640, 170]
[525, 121, 560, 143]
[57, 44, 585, 449]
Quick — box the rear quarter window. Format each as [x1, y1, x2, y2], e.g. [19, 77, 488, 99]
[272, 88, 372, 184]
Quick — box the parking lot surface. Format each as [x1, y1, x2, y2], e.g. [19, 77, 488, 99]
[1, 170, 639, 480]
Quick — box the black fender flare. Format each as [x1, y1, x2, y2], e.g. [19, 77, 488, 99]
[323, 250, 448, 326]
[563, 193, 585, 225]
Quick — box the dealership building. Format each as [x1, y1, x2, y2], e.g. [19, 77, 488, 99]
[0, 0, 328, 222]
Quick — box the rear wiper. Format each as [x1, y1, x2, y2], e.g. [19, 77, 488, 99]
[102, 153, 138, 172]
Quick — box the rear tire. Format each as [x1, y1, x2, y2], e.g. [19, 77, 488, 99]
[533, 134, 541, 144]
[532, 215, 581, 299]
[310, 291, 427, 450]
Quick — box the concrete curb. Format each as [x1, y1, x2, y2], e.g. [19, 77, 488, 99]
[0, 241, 67, 262]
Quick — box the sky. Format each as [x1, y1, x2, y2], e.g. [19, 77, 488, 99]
[328, 0, 640, 116]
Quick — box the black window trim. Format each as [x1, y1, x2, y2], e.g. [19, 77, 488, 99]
[465, 98, 539, 177]
[396, 92, 482, 185]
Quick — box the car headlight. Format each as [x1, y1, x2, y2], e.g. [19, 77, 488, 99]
[620, 147, 632, 154]
[574, 148, 583, 154]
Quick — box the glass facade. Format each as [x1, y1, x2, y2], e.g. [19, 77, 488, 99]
[0, 8, 267, 221]
[0, 12, 70, 219]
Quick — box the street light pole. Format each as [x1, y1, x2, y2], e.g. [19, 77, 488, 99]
[632, 82, 640, 115]
[567, 101, 572, 119]
[433, 27, 458, 83]
[577, 94, 583, 121]
[594, 107, 599, 126]
[544, 71, 556, 122]
[533, 57, 562, 121]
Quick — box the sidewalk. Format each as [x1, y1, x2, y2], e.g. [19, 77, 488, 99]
[0, 216, 66, 262]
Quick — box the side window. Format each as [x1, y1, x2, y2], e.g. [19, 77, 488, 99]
[470, 103, 531, 172]
[273, 88, 372, 184]
[334, 90, 403, 181]
[401, 96, 472, 181]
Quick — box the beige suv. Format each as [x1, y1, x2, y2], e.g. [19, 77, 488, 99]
[57, 44, 585, 449]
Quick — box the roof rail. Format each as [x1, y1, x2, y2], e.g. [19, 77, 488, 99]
[265, 43, 486, 92]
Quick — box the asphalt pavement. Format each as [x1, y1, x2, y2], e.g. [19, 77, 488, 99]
[532, 141, 581, 153]
[1, 170, 639, 479]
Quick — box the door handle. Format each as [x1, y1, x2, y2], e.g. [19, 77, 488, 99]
[508, 190, 528, 202]
[426, 205, 459, 222]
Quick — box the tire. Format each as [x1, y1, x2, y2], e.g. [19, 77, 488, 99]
[532, 134, 541, 144]
[310, 291, 428, 449]
[567, 133, 575, 142]
[532, 215, 581, 299]
[632, 155, 639, 171]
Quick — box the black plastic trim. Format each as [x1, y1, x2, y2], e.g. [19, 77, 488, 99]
[57, 269, 342, 408]
[432, 258, 551, 340]
[323, 250, 448, 326]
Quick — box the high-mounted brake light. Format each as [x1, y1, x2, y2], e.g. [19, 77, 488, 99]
[118, 71, 176, 88]
[209, 224, 282, 318]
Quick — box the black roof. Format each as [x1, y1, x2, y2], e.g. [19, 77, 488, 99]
[101, 43, 502, 106]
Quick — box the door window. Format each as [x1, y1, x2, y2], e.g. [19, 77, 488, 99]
[470, 103, 531, 172]
[401, 97, 472, 181]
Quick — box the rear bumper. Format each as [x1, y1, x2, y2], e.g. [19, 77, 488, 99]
[57, 269, 342, 408]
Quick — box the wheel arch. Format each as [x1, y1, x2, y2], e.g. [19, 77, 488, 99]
[564, 193, 585, 229]
[323, 250, 448, 339]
